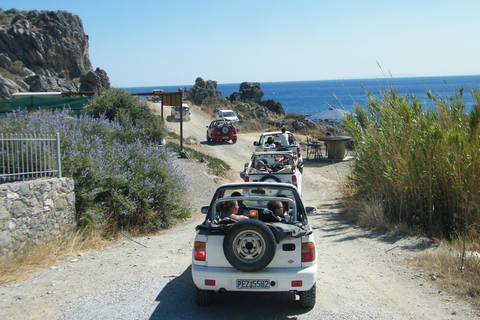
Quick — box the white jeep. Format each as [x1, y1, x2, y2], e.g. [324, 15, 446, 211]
[191, 182, 317, 308]
[243, 151, 303, 196]
[253, 131, 304, 173]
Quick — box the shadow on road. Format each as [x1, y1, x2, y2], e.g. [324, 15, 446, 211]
[150, 265, 313, 320]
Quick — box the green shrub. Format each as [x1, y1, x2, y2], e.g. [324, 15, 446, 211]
[285, 112, 305, 120]
[1, 108, 189, 235]
[84, 88, 167, 142]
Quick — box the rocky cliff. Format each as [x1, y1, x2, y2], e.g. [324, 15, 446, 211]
[0, 9, 110, 99]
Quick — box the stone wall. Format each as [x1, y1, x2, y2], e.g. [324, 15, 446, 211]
[0, 178, 76, 256]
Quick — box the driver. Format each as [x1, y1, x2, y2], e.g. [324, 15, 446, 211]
[265, 136, 275, 147]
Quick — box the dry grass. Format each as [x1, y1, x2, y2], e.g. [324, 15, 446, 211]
[341, 184, 480, 307]
[404, 238, 480, 308]
[0, 228, 110, 284]
[341, 182, 390, 231]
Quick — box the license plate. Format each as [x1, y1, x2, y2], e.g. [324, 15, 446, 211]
[236, 279, 270, 289]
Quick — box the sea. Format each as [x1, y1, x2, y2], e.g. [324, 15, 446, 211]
[125, 75, 480, 116]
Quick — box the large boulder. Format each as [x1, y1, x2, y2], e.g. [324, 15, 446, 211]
[227, 82, 264, 103]
[0, 9, 110, 98]
[185, 77, 221, 105]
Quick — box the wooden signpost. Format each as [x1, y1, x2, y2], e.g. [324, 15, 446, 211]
[132, 90, 184, 151]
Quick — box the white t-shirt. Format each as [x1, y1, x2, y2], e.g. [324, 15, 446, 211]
[280, 132, 289, 146]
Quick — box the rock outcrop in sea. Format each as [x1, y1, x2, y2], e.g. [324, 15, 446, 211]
[0, 9, 110, 99]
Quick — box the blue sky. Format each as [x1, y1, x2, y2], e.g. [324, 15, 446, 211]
[3, 1, 480, 87]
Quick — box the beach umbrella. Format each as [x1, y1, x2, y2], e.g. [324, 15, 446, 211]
[305, 106, 350, 121]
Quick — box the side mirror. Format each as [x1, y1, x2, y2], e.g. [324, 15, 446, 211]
[306, 206, 317, 215]
[253, 141, 259, 146]
[201, 206, 209, 214]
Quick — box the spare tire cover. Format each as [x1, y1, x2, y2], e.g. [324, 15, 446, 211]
[223, 219, 277, 272]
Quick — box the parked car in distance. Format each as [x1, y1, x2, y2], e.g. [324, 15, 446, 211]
[206, 119, 237, 144]
[171, 103, 191, 121]
[192, 182, 317, 308]
[147, 89, 163, 102]
[243, 151, 303, 196]
[217, 109, 239, 122]
[253, 131, 304, 173]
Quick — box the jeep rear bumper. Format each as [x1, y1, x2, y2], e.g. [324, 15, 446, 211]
[192, 264, 317, 292]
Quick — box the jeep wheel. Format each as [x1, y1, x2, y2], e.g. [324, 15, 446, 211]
[206, 133, 211, 142]
[194, 285, 214, 306]
[223, 219, 276, 272]
[299, 283, 316, 308]
[232, 139, 237, 144]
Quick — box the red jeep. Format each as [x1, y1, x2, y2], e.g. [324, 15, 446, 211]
[206, 119, 237, 144]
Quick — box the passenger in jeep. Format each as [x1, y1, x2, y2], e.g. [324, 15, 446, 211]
[279, 127, 290, 146]
[231, 192, 249, 215]
[218, 200, 249, 221]
[260, 200, 287, 222]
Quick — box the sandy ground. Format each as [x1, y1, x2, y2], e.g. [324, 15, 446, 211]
[0, 102, 478, 319]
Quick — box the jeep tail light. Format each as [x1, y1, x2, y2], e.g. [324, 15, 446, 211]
[297, 147, 301, 159]
[292, 175, 298, 188]
[245, 176, 249, 182]
[301, 242, 315, 262]
[249, 210, 258, 219]
[291, 280, 303, 287]
[194, 241, 206, 261]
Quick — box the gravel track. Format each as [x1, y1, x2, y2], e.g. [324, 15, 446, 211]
[0, 103, 478, 319]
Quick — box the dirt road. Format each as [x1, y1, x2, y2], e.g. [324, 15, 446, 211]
[0, 103, 477, 319]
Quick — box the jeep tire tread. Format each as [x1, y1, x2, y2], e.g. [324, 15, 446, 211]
[299, 283, 316, 308]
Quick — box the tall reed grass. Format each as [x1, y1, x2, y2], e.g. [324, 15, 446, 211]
[343, 86, 480, 239]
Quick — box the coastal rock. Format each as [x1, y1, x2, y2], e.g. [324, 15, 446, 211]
[259, 99, 285, 115]
[24, 75, 80, 92]
[227, 82, 264, 103]
[79, 68, 110, 92]
[185, 77, 221, 105]
[0, 9, 110, 99]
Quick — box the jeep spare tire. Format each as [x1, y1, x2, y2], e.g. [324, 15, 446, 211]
[259, 175, 281, 183]
[223, 219, 276, 272]
[221, 126, 230, 135]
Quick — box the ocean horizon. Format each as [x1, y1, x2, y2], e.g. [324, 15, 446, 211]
[125, 75, 480, 116]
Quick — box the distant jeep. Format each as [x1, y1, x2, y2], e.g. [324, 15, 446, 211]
[206, 119, 237, 144]
[243, 151, 302, 196]
[253, 131, 304, 173]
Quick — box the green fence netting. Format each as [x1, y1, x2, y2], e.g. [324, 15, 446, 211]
[0, 96, 92, 116]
